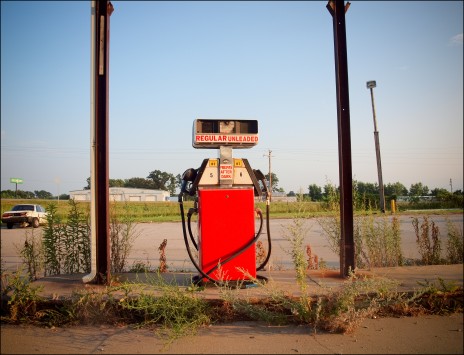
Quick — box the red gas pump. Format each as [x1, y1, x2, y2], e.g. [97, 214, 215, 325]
[179, 119, 271, 287]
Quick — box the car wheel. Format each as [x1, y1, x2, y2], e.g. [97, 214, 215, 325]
[7, 223, 13, 229]
[31, 218, 40, 228]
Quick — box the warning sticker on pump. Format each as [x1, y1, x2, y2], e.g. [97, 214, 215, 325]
[220, 164, 233, 179]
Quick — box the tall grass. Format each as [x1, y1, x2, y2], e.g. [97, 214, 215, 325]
[445, 218, 463, 264]
[1, 198, 462, 224]
[412, 216, 442, 265]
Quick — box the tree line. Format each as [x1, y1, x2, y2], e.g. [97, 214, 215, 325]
[291, 180, 463, 209]
[83, 169, 180, 196]
[1, 168, 462, 207]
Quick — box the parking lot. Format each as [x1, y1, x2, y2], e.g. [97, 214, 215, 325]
[1, 213, 462, 274]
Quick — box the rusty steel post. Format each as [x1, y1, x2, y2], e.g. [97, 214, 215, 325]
[93, 0, 113, 285]
[327, 0, 355, 278]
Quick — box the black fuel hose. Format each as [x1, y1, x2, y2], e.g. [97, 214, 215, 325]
[179, 193, 218, 284]
[257, 197, 272, 271]
[187, 208, 198, 250]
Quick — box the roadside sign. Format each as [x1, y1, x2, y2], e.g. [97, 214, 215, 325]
[10, 178, 23, 184]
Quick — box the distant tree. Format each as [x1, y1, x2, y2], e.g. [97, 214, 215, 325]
[16, 190, 35, 199]
[430, 188, 462, 206]
[384, 182, 408, 198]
[147, 170, 177, 195]
[1, 190, 36, 200]
[124, 177, 155, 189]
[264, 172, 279, 192]
[409, 182, 429, 196]
[84, 177, 91, 190]
[175, 174, 182, 194]
[1, 189, 16, 198]
[323, 183, 339, 202]
[287, 191, 296, 197]
[355, 181, 378, 195]
[35, 190, 54, 199]
[308, 184, 323, 201]
[352, 180, 381, 210]
[167, 175, 179, 196]
[109, 179, 125, 187]
[431, 188, 451, 199]
[85, 177, 126, 189]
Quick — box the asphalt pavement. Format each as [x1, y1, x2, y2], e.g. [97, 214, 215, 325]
[1, 214, 463, 301]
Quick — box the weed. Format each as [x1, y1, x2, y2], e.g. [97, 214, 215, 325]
[129, 260, 153, 273]
[119, 272, 211, 344]
[356, 215, 403, 268]
[412, 216, 442, 265]
[217, 275, 295, 325]
[255, 241, 266, 265]
[0, 266, 462, 341]
[63, 199, 91, 274]
[1, 266, 45, 323]
[318, 209, 404, 269]
[306, 244, 319, 270]
[390, 278, 464, 316]
[445, 218, 463, 264]
[316, 271, 401, 333]
[317, 214, 341, 256]
[281, 217, 310, 292]
[110, 202, 141, 273]
[42, 200, 91, 276]
[42, 203, 65, 275]
[16, 229, 44, 281]
[158, 239, 168, 273]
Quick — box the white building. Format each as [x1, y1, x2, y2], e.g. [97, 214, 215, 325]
[270, 192, 297, 202]
[69, 187, 171, 202]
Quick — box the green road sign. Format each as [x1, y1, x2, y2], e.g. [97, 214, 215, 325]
[10, 178, 23, 184]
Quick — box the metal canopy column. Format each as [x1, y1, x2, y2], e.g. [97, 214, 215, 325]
[327, 0, 355, 277]
[93, 0, 113, 285]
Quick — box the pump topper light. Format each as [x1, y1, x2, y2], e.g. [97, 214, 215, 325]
[192, 119, 259, 149]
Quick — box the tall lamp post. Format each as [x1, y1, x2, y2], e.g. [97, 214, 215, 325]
[367, 80, 385, 213]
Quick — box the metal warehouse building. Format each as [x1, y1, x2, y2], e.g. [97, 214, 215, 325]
[69, 188, 171, 202]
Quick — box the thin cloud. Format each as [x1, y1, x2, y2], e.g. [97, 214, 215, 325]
[449, 33, 463, 46]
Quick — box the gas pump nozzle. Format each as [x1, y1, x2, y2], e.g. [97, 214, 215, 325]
[253, 169, 270, 198]
[180, 168, 197, 194]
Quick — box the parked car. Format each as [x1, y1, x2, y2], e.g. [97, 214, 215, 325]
[1, 204, 48, 229]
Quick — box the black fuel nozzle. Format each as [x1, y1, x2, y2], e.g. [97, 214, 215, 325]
[180, 168, 197, 194]
[253, 169, 269, 197]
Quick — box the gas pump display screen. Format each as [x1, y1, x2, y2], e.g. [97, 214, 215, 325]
[193, 119, 259, 148]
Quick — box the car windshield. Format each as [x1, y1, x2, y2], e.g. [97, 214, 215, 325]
[11, 205, 35, 211]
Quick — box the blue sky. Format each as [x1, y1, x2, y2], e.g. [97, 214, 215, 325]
[1, 1, 463, 196]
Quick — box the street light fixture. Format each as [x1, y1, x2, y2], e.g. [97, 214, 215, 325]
[366, 80, 386, 213]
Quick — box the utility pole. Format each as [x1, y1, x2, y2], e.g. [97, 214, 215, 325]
[450, 178, 453, 193]
[263, 149, 273, 201]
[366, 80, 386, 213]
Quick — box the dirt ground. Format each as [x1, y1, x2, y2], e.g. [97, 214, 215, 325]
[1, 313, 463, 354]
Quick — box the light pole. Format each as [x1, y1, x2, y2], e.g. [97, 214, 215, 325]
[367, 80, 385, 213]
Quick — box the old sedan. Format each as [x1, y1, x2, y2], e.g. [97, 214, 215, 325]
[1, 204, 48, 229]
